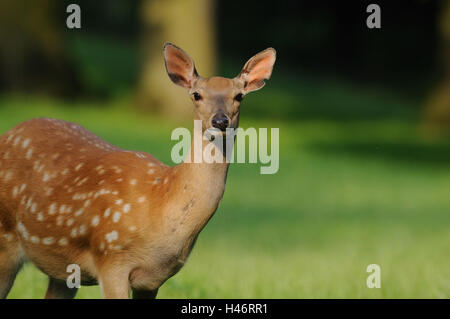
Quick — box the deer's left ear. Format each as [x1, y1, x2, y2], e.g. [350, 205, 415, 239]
[237, 48, 276, 93]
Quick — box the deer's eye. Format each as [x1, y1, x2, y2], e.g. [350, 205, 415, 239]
[193, 92, 202, 101]
[234, 93, 244, 102]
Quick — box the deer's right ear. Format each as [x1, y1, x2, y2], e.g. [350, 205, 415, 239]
[163, 42, 198, 89]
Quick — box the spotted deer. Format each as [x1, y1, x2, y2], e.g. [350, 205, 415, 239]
[0, 43, 276, 299]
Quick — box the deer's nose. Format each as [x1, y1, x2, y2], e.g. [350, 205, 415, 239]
[211, 113, 230, 132]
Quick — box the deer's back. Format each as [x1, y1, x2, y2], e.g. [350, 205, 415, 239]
[0, 118, 174, 281]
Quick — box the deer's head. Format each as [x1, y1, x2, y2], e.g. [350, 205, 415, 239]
[163, 43, 276, 134]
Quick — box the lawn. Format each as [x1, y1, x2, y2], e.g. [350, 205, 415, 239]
[2, 84, 450, 298]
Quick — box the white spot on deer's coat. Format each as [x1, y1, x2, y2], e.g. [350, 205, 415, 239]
[43, 173, 51, 182]
[19, 183, 26, 193]
[25, 197, 33, 210]
[137, 196, 146, 203]
[115, 199, 123, 205]
[22, 138, 31, 148]
[12, 186, 19, 198]
[75, 163, 84, 171]
[26, 148, 33, 159]
[22, 232, 30, 240]
[74, 208, 84, 217]
[77, 177, 89, 186]
[104, 208, 111, 218]
[105, 231, 118, 243]
[91, 216, 100, 227]
[17, 221, 26, 232]
[113, 212, 121, 223]
[48, 203, 57, 215]
[66, 218, 74, 226]
[73, 193, 87, 200]
[58, 237, 68, 246]
[129, 226, 137, 232]
[44, 187, 53, 196]
[42, 237, 55, 245]
[123, 204, 131, 213]
[13, 136, 21, 146]
[79, 224, 86, 235]
[30, 236, 40, 244]
[130, 179, 137, 186]
[147, 169, 155, 174]
[70, 228, 78, 238]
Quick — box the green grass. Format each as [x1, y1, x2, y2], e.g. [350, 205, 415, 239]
[2, 89, 450, 298]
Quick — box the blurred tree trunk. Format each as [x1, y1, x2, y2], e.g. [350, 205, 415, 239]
[0, 0, 79, 96]
[136, 0, 216, 119]
[423, 0, 450, 135]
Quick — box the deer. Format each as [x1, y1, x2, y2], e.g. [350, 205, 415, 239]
[0, 43, 276, 299]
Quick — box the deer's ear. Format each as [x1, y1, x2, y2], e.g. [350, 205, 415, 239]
[237, 48, 276, 93]
[163, 42, 198, 89]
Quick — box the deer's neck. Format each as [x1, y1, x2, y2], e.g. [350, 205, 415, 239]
[168, 136, 230, 237]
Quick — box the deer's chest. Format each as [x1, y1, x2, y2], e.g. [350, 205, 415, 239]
[130, 234, 199, 290]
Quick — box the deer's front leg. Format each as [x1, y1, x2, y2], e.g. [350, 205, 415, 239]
[132, 288, 158, 299]
[45, 277, 78, 299]
[98, 265, 130, 299]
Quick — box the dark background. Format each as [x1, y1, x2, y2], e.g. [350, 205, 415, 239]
[0, 0, 445, 100]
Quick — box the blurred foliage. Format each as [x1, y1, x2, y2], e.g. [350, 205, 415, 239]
[0, 0, 79, 95]
[68, 34, 138, 97]
[423, 0, 450, 134]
